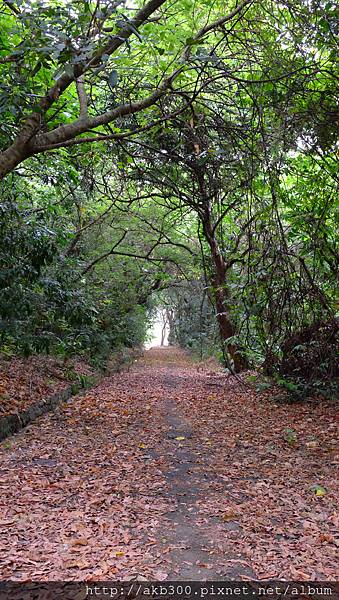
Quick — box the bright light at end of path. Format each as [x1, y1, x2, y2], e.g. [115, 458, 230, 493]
[145, 309, 170, 349]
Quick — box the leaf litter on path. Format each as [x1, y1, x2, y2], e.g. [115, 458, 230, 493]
[0, 347, 337, 581]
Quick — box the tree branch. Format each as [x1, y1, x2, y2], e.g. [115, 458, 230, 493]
[75, 77, 88, 118]
[182, 0, 253, 61]
[30, 71, 180, 152]
[0, 0, 260, 178]
[31, 86, 191, 152]
[0, 52, 21, 64]
[3, 0, 20, 15]
[81, 230, 128, 275]
[0, 0, 168, 178]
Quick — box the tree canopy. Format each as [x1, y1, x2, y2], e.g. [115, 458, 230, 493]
[0, 0, 338, 396]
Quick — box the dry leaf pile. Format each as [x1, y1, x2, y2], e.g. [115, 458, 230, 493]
[0, 356, 96, 417]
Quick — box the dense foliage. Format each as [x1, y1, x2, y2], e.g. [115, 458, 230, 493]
[0, 0, 337, 394]
[0, 172, 153, 362]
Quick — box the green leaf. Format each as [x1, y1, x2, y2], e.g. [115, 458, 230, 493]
[310, 484, 327, 497]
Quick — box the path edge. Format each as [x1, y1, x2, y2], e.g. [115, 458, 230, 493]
[0, 347, 142, 442]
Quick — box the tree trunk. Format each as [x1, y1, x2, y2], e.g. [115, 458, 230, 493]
[202, 209, 246, 372]
[160, 310, 168, 346]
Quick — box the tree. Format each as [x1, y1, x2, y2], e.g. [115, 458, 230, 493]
[109, 0, 338, 370]
[0, 0, 337, 395]
[0, 0, 252, 178]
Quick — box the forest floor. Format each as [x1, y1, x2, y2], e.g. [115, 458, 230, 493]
[0, 347, 337, 581]
[0, 355, 97, 418]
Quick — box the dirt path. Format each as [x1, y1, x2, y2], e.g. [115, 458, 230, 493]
[0, 348, 337, 581]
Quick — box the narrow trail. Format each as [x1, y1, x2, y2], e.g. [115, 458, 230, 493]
[0, 348, 337, 581]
